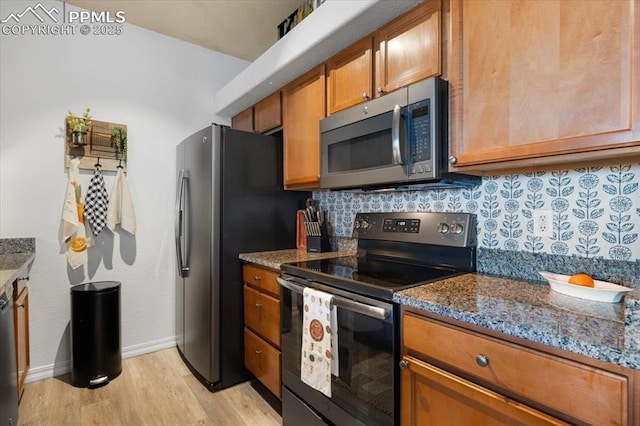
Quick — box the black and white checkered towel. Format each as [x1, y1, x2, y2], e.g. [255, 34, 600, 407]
[85, 167, 109, 236]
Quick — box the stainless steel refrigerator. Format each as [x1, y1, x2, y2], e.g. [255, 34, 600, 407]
[175, 124, 307, 390]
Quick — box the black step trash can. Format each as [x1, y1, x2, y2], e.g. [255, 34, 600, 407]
[70, 281, 122, 388]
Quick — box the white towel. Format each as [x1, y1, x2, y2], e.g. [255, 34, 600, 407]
[107, 168, 137, 234]
[301, 287, 338, 397]
[62, 158, 88, 269]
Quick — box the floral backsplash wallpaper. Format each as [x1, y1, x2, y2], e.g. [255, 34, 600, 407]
[314, 162, 640, 261]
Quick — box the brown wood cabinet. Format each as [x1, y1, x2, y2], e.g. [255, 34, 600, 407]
[401, 310, 637, 425]
[373, 0, 441, 98]
[243, 263, 282, 398]
[244, 285, 280, 348]
[231, 106, 253, 132]
[282, 65, 325, 190]
[325, 1, 442, 115]
[13, 279, 29, 401]
[447, 0, 640, 170]
[254, 91, 282, 134]
[326, 37, 373, 115]
[401, 356, 566, 425]
[244, 328, 281, 399]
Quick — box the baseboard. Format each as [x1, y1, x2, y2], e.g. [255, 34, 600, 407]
[25, 336, 177, 383]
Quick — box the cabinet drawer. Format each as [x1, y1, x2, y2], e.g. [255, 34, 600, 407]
[403, 313, 629, 425]
[244, 285, 280, 347]
[245, 328, 281, 399]
[401, 355, 566, 425]
[243, 264, 280, 297]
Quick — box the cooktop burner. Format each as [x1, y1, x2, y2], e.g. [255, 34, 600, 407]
[281, 212, 477, 302]
[281, 256, 462, 302]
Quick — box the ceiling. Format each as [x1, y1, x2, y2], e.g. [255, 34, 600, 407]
[65, 0, 302, 61]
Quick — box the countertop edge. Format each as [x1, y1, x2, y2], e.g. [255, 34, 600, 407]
[1, 252, 35, 294]
[239, 249, 355, 271]
[394, 274, 640, 371]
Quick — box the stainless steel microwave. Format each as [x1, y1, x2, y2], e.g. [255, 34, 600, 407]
[320, 77, 479, 190]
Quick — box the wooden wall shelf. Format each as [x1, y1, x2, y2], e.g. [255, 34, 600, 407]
[65, 119, 127, 172]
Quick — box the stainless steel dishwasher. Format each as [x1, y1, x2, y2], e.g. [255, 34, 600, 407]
[0, 286, 18, 425]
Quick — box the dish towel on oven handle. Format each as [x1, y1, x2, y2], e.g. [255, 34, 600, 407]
[301, 287, 339, 397]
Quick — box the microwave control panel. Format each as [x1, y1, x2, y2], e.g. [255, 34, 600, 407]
[408, 99, 431, 164]
[406, 76, 445, 180]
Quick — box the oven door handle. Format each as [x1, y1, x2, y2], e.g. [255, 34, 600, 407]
[277, 277, 390, 320]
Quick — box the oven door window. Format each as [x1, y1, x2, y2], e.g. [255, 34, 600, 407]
[282, 289, 395, 426]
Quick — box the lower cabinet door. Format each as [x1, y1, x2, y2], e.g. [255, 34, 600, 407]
[245, 328, 281, 399]
[14, 284, 29, 401]
[401, 356, 568, 426]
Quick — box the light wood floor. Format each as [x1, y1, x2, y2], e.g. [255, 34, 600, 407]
[18, 348, 282, 425]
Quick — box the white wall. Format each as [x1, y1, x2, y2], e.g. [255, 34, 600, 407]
[0, 1, 248, 380]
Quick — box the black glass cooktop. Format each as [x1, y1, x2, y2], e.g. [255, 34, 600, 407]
[281, 256, 461, 301]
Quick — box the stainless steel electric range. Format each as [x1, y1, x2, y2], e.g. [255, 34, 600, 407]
[278, 212, 477, 426]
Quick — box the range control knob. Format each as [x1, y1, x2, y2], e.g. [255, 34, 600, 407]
[354, 220, 361, 229]
[437, 223, 450, 234]
[450, 223, 464, 235]
[361, 220, 371, 230]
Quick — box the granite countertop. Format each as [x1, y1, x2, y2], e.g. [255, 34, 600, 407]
[395, 274, 640, 370]
[0, 252, 35, 294]
[239, 249, 354, 270]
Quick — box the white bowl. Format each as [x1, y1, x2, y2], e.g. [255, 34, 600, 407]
[539, 271, 632, 303]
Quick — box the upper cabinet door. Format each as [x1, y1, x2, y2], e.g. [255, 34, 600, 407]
[326, 37, 373, 115]
[254, 91, 282, 134]
[232, 107, 254, 132]
[448, 0, 640, 170]
[282, 65, 326, 190]
[374, 0, 442, 97]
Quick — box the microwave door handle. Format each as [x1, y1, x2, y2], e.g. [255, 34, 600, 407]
[277, 277, 389, 320]
[391, 104, 402, 165]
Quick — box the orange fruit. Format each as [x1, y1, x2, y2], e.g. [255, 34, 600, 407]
[70, 236, 87, 252]
[568, 273, 594, 287]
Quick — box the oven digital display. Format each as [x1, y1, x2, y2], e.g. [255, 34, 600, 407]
[382, 219, 420, 233]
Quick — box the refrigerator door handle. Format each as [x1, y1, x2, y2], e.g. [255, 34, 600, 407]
[175, 169, 190, 277]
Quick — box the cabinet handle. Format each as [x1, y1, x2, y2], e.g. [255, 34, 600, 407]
[254, 303, 262, 308]
[377, 87, 384, 94]
[253, 275, 262, 281]
[475, 354, 489, 367]
[255, 350, 263, 355]
[448, 156, 458, 165]
[17, 304, 25, 308]
[399, 360, 409, 370]
[362, 92, 369, 100]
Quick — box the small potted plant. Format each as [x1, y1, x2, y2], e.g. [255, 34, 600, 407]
[66, 107, 92, 146]
[111, 126, 127, 161]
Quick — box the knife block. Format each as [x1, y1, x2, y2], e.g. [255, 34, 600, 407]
[306, 222, 330, 253]
[307, 235, 330, 253]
